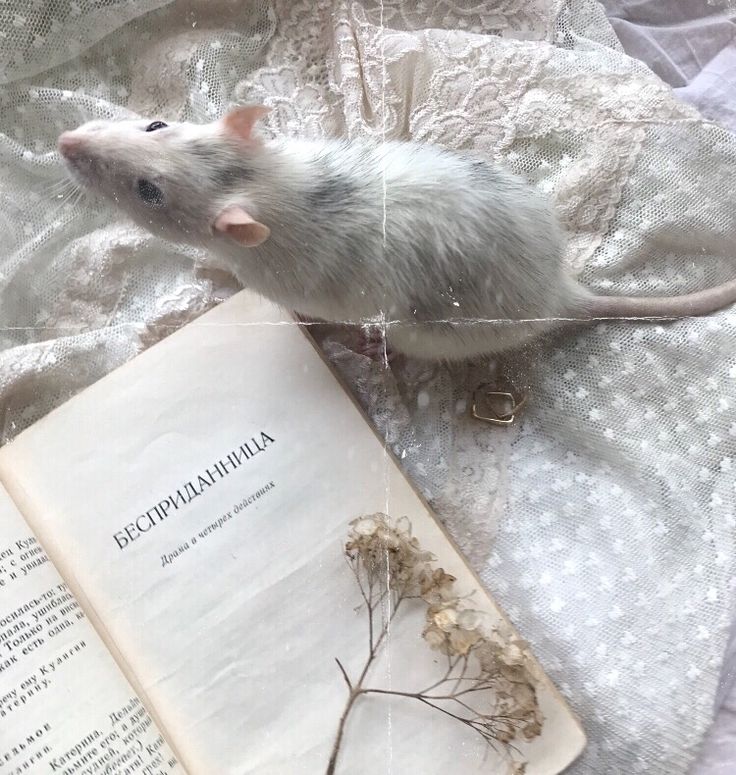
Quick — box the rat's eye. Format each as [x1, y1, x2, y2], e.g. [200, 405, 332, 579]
[145, 121, 167, 132]
[137, 179, 164, 207]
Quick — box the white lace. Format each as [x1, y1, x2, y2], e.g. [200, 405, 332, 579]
[1, 2, 734, 773]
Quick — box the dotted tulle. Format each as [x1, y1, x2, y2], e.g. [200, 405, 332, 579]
[0, 2, 735, 773]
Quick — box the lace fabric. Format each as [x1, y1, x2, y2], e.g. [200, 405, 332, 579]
[0, 1, 734, 772]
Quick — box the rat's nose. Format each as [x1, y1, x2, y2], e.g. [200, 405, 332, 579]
[57, 131, 83, 158]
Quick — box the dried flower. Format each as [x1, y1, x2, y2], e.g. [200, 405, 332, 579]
[329, 514, 542, 775]
[345, 513, 434, 593]
[422, 601, 488, 656]
[419, 567, 457, 605]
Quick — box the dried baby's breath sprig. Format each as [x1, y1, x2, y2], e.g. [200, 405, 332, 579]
[327, 513, 542, 775]
[346, 514, 433, 591]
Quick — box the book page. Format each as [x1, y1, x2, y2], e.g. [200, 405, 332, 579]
[0, 291, 585, 775]
[0, 484, 184, 775]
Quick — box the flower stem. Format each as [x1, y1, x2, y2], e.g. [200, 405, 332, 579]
[326, 596, 404, 774]
[325, 688, 360, 775]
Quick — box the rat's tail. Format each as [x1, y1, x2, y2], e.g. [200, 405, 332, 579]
[580, 277, 736, 321]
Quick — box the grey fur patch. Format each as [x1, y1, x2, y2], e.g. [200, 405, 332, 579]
[188, 141, 254, 187]
[188, 141, 220, 164]
[307, 174, 356, 212]
[213, 163, 254, 188]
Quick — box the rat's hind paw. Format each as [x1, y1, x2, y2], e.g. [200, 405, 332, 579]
[356, 327, 396, 363]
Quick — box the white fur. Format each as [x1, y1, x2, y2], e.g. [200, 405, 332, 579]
[58, 114, 736, 361]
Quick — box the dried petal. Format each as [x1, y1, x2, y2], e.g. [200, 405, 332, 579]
[499, 643, 525, 666]
[456, 608, 485, 631]
[510, 684, 537, 712]
[448, 627, 482, 655]
[432, 606, 458, 632]
[522, 719, 543, 740]
[350, 516, 379, 536]
[423, 624, 447, 650]
[476, 642, 502, 674]
[376, 527, 400, 548]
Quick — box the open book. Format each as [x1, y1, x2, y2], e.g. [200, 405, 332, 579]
[0, 291, 585, 774]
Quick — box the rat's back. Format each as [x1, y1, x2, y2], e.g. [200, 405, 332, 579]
[262, 137, 571, 339]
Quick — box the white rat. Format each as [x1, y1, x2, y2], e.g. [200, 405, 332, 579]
[57, 105, 736, 361]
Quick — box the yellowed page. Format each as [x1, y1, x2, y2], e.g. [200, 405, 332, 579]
[0, 484, 184, 774]
[0, 291, 584, 774]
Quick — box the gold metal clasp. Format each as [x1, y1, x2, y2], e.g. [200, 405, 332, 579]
[471, 386, 529, 426]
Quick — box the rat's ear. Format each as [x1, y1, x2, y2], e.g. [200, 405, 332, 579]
[213, 205, 270, 247]
[221, 105, 271, 143]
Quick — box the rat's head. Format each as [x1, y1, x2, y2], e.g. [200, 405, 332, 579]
[57, 105, 273, 248]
